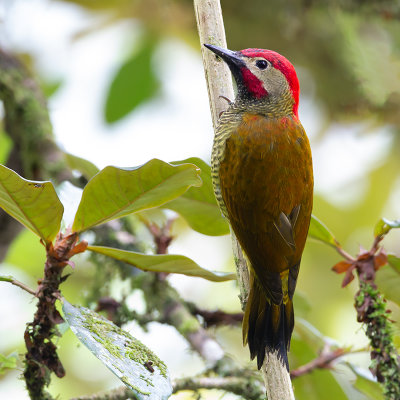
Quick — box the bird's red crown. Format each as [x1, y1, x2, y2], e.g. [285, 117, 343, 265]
[240, 48, 300, 116]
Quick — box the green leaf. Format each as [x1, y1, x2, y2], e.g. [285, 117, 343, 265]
[374, 218, 400, 237]
[72, 159, 202, 233]
[65, 153, 100, 181]
[62, 300, 172, 400]
[40, 79, 63, 98]
[0, 275, 14, 282]
[0, 165, 63, 243]
[293, 291, 311, 318]
[293, 318, 326, 350]
[87, 245, 236, 282]
[375, 264, 400, 305]
[162, 158, 229, 236]
[0, 352, 18, 375]
[308, 214, 338, 248]
[347, 364, 383, 400]
[104, 37, 160, 124]
[388, 254, 400, 273]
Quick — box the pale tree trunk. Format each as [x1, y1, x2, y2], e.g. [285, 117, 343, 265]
[193, 1, 295, 399]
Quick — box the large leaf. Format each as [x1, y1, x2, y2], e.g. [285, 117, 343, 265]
[162, 158, 229, 236]
[72, 159, 202, 233]
[65, 153, 100, 181]
[62, 300, 172, 400]
[0, 164, 63, 243]
[308, 215, 338, 248]
[87, 245, 236, 282]
[104, 38, 160, 124]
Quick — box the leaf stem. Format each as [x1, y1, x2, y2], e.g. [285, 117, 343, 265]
[335, 244, 356, 263]
[9, 278, 37, 296]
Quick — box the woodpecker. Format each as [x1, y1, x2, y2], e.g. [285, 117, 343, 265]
[204, 44, 313, 370]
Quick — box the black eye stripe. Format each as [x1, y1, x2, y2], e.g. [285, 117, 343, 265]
[255, 60, 268, 70]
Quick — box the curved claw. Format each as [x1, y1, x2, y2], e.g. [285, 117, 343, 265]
[219, 95, 233, 105]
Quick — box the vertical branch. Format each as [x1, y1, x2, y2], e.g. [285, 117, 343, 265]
[194, 1, 295, 399]
[24, 233, 87, 400]
[194, 0, 249, 312]
[194, 0, 234, 130]
[0, 49, 72, 261]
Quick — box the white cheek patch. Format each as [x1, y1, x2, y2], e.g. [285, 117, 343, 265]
[251, 66, 289, 98]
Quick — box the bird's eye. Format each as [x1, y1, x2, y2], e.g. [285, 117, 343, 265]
[255, 60, 268, 70]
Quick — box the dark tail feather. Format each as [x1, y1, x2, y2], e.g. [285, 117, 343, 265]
[243, 280, 294, 371]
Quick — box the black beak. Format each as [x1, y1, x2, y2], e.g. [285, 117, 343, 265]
[204, 44, 245, 73]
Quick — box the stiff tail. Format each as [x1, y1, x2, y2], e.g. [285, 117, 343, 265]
[243, 279, 294, 370]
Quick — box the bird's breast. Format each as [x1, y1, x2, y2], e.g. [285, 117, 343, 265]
[216, 112, 313, 271]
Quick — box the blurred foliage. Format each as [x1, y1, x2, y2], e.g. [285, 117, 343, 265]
[0, 352, 17, 375]
[104, 35, 160, 124]
[351, 366, 384, 400]
[0, 131, 12, 164]
[2, 0, 400, 399]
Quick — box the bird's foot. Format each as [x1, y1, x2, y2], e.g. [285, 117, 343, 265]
[218, 96, 233, 117]
[219, 95, 233, 105]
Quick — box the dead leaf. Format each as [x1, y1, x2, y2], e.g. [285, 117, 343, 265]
[332, 260, 353, 274]
[342, 268, 355, 287]
[374, 250, 388, 270]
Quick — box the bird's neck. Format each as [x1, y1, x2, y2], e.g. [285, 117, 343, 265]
[231, 90, 296, 119]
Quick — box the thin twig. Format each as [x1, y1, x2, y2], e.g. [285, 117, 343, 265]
[335, 245, 356, 263]
[71, 373, 265, 400]
[290, 345, 365, 379]
[193, 306, 243, 327]
[71, 386, 139, 400]
[173, 375, 265, 400]
[10, 279, 37, 296]
[145, 218, 175, 255]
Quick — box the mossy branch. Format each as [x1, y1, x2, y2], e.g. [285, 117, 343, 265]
[0, 49, 72, 261]
[332, 235, 400, 400]
[24, 233, 87, 400]
[355, 280, 400, 399]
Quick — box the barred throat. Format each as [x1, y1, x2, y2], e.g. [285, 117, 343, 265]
[211, 93, 296, 219]
[211, 109, 242, 218]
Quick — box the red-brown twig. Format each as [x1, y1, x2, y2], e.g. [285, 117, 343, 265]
[193, 307, 243, 328]
[8, 278, 37, 296]
[24, 232, 87, 400]
[290, 345, 363, 379]
[145, 219, 175, 255]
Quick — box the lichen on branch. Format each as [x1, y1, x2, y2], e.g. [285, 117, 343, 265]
[355, 281, 400, 399]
